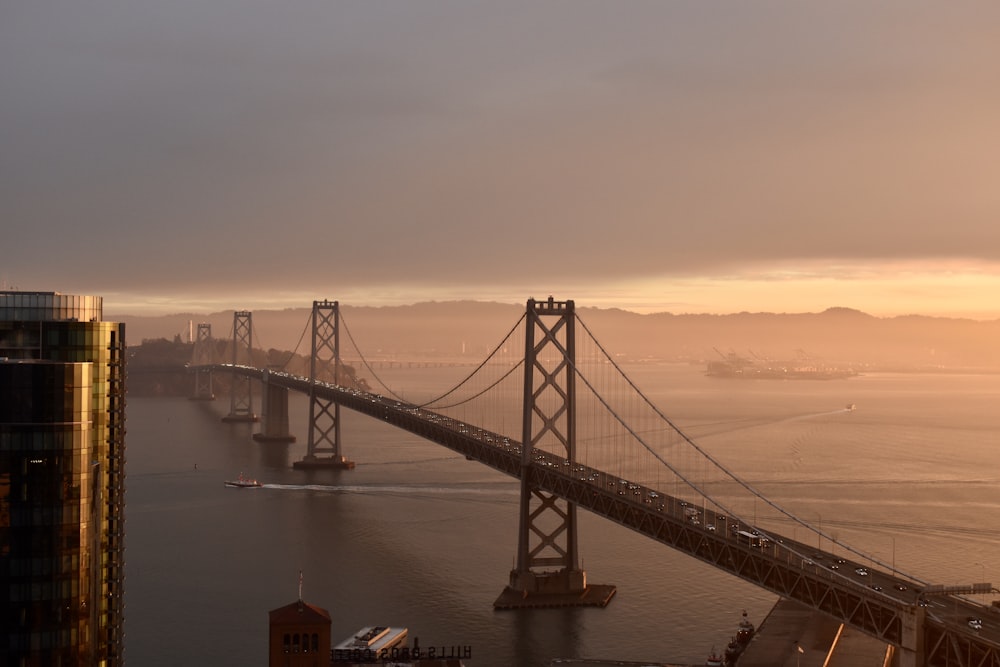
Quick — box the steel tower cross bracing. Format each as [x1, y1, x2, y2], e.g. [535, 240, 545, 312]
[517, 296, 579, 573]
[222, 310, 258, 422]
[192, 322, 215, 400]
[498, 296, 615, 607]
[294, 300, 355, 469]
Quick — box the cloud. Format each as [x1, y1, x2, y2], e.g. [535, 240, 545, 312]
[4, 2, 1000, 316]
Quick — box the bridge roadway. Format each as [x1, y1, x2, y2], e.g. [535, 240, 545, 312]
[215, 364, 1000, 666]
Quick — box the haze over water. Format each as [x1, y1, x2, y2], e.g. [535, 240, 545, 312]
[125, 363, 1000, 666]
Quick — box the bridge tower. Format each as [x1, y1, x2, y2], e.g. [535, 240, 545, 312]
[293, 300, 355, 470]
[222, 310, 259, 423]
[496, 297, 615, 608]
[190, 322, 215, 400]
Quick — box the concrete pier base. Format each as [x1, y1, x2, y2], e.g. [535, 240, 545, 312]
[221, 413, 259, 423]
[292, 455, 355, 470]
[257, 382, 294, 442]
[494, 569, 616, 609]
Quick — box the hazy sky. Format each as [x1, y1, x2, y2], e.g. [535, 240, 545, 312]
[4, 2, 1000, 317]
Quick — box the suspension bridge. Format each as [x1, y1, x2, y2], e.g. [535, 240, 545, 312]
[187, 297, 999, 667]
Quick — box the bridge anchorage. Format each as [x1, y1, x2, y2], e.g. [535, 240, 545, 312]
[221, 310, 260, 423]
[495, 297, 615, 609]
[293, 300, 354, 469]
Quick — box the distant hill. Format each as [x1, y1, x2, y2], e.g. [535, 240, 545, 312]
[127, 336, 368, 397]
[110, 302, 1000, 371]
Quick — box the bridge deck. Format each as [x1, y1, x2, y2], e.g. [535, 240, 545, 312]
[208, 364, 1000, 666]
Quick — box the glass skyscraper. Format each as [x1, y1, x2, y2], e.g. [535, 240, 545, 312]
[0, 292, 126, 666]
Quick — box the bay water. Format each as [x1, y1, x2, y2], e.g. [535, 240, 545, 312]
[124, 364, 1000, 665]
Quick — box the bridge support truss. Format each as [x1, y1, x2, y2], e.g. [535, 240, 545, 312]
[253, 370, 296, 443]
[222, 310, 259, 423]
[293, 300, 355, 470]
[190, 322, 215, 400]
[495, 297, 615, 609]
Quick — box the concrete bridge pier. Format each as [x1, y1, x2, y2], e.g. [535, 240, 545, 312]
[253, 373, 296, 443]
[495, 565, 615, 609]
[893, 606, 924, 667]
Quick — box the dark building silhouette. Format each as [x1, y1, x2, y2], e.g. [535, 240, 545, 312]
[0, 292, 126, 665]
[268, 598, 332, 667]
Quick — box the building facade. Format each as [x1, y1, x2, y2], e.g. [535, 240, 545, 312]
[268, 598, 332, 667]
[0, 292, 126, 666]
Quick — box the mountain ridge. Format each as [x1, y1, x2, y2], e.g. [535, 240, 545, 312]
[112, 301, 1000, 371]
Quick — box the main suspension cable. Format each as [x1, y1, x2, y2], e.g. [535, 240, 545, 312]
[336, 311, 405, 399]
[278, 311, 312, 371]
[574, 313, 926, 584]
[417, 313, 526, 410]
[338, 309, 526, 408]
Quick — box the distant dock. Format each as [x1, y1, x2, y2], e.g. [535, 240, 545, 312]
[551, 597, 890, 667]
[735, 598, 889, 667]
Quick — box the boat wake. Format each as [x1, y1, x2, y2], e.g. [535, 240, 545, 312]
[356, 455, 465, 467]
[783, 408, 854, 422]
[690, 406, 855, 440]
[261, 483, 518, 498]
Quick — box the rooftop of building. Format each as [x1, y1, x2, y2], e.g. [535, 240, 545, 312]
[0, 290, 104, 323]
[268, 600, 332, 625]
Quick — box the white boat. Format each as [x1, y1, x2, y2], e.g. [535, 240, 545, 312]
[224, 473, 261, 488]
[333, 626, 408, 663]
